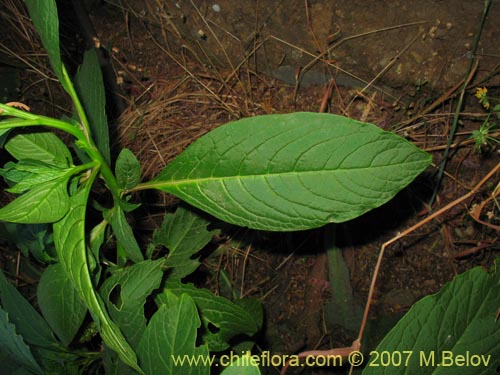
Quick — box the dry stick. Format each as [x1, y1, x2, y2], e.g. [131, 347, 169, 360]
[356, 159, 500, 345]
[430, 0, 491, 207]
[394, 76, 466, 131]
[281, 161, 500, 375]
[429, 59, 480, 207]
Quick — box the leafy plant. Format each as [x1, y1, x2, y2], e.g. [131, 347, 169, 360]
[363, 259, 500, 374]
[0, 1, 436, 374]
[471, 87, 500, 153]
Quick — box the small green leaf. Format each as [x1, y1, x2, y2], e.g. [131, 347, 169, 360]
[138, 292, 209, 375]
[152, 206, 218, 279]
[37, 264, 88, 347]
[75, 49, 111, 164]
[53, 184, 143, 373]
[100, 259, 164, 349]
[160, 281, 262, 351]
[0, 308, 43, 375]
[0, 270, 57, 348]
[5, 132, 72, 167]
[0, 176, 70, 223]
[115, 148, 141, 189]
[149, 113, 431, 231]
[220, 353, 261, 375]
[363, 259, 500, 374]
[106, 205, 144, 263]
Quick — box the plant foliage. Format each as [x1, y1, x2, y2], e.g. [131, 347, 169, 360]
[7, 1, 493, 375]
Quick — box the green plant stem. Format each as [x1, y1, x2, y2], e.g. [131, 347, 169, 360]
[61, 65, 93, 142]
[0, 117, 84, 139]
[83, 143, 121, 198]
[0, 108, 121, 199]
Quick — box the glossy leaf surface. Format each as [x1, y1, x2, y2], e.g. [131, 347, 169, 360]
[5, 132, 72, 167]
[0, 177, 70, 223]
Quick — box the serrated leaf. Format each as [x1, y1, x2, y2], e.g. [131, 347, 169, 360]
[0, 308, 43, 375]
[75, 49, 111, 164]
[362, 259, 500, 375]
[24, 0, 72, 94]
[106, 205, 144, 263]
[53, 185, 143, 373]
[0, 176, 70, 223]
[1, 160, 70, 194]
[100, 259, 164, 349]
[138, 292, 209, 375]
[160, 281, 262, 351]
[115, 148, 141, 189]
[37, 264, 87, 347]
[153, 206, 218, 279]
[5, 132, 72, 167]
[149, 112, 431, 231]
[0, 270, 56, 348]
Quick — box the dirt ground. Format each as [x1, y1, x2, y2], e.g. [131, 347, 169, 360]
[1, 1, 499, 374]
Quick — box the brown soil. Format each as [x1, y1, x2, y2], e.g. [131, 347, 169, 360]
[1, 1, 499, 374]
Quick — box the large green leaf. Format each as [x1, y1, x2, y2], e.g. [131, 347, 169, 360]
[160, 281, 262, 351]
[152, 206, 218, 279]
[37, 264, 88, 347]
[0, 308, 43, 375]
[138, 292, 209, 375]
[363, 259, 500, 374]
[0, 270, 57, 348]
[100, 259, 164, 349]
[75, 49, 111, 164]
[0, 176, 70, 223]
[148, 113, 431, 231]
[24, 0, 72, 94]
[53, 184, 143, 373]
[5, 132, 72, 167]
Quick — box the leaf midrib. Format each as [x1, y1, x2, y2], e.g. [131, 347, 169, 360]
[149, 161, 424, 189]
